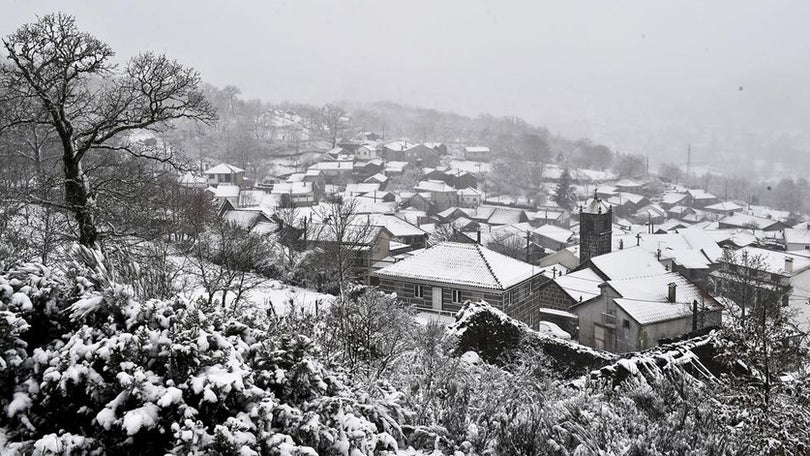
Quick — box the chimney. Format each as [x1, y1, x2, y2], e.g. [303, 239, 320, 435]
[656, 248, 661, 260]
[619, 239, 624, 250]
[785, 257, 794, 274]
[598, 283, 609, 297]
[667, 283, 677, 303]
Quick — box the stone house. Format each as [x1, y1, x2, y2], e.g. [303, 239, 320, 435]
[371, 242, 548, 320]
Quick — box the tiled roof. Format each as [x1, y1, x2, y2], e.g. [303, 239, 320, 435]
[373, 241, 540, 290]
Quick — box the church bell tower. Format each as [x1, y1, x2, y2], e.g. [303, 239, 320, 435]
[579, 193, 613, 265]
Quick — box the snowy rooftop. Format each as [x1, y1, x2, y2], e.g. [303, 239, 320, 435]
[415, 180, 456, 193]
[373, 242, 542, 290]
[729, 246, 810, 276]
[555, 268, 604, 303]
[206, 163, 245, 175]
[589, 247, 668, 280]
[608, 272, 708, 304]
[534, 224, 574, 244]
[464, 146, 490, 153]
[367, 214, 426, 238]
[720, 213, 781, 230]
[661, 192, 688, 205]
[705, 201, 743, 212]
[784, 228, 810, 246]
[212, 185, 240, 198]
[614, 299, 695, 325]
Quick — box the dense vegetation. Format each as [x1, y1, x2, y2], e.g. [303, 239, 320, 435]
[1, 251, 809, 454]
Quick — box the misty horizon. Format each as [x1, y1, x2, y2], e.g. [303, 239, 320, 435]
[3, 0, 809, 175]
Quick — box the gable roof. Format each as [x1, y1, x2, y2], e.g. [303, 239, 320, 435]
[588, 247, 668, 281]
[373, 241, 541, 290]
[554, 268, 604, 303]
[206, 163, 245, 175]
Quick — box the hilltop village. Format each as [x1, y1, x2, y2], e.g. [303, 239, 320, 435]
[188, 116, 810, 353]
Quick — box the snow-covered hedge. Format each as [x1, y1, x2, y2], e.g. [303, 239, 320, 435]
[449, 301, 615, 378]
[0, 247, 406, 455]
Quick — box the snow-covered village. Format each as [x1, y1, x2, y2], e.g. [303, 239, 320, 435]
[2, 3, 810, 455]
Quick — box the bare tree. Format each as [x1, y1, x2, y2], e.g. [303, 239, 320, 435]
[714, 249, 809, 408]
[308, 198, 375, 295]
[308, 104, 346, 148]
[321, 286, 416, 379]
[187, 220, 274, 311]
[0, 13, 217, 247]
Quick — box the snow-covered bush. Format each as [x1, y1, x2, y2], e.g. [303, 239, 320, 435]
[0, 246, 405, 455]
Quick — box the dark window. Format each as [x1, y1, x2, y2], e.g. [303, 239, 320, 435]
[414, 284, 424, 298]
[452, 289, 462, 303]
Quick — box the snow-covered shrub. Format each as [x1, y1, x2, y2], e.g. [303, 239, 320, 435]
[0, 246, 405, 455]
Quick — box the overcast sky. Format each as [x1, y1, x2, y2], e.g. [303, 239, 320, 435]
[3, 0, 810, 158]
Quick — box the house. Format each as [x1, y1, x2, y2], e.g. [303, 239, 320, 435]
[533, 224, 574, 251]
[614, 179, 643, 193]
[367, 214, 428, 250]
[424, 142, 448, 156]
[486, 207, 530, 226]
[666, 205, 694, 219]
[711, 247, 810, 331]
[354, 144, 379, 161]
[307, 224, 394, 281]
[345, 182, 381, 197]
[606, 192, 649, 216]
[400, 192, 433, 213]
[527, 207, 570, 228]
[364, 173, 389, 189]
[538, 247, 720, 352]
[415, 180, 458, 213]
[784, 228, 810, 251]
[209, 184, 241, 206]
[445, 168, 478, 189]
[574, 272, 722, 352]
[271, 182, 315, 208]
[178, 172, 207, 189]
[718, 213, 786, 231]
[464, 146, 491, 161]
[480, 223, 546, 265]
[704, 201, 744, 218]
[324, 147, 351, 160]
[384, 161, 411, 176]
[371, 242, 548, 321]
[537, 267, 603, 312]
[631, 204, 667, 226]
[383, 142, 439, 166]
[686, 189, 719, 208]
[221, 208, 273, 230]
[353, 159, 384, 179]
[457, 187, 483, 208]
[205, 163, 245, 187]
[308, 161, 354, 182]
[660, 192, 689, 210]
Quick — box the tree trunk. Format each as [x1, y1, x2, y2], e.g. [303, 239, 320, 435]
[63, 156, 98, 247]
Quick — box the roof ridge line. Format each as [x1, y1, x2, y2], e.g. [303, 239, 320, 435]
[476, 243, 504, 290]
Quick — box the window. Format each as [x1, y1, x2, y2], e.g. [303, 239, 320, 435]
[414, 284, 424, 298]
[451, 289, 462, 304]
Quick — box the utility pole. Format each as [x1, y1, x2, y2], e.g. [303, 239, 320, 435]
[686, 144, 692, 182]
